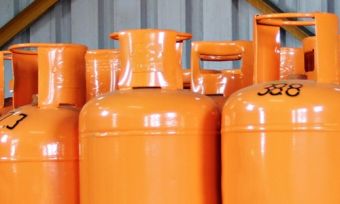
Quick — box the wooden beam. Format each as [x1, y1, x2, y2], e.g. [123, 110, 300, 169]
[246, 0, 314, 40]
[0, 0, 59, 47]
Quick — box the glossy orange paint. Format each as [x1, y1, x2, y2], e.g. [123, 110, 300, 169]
[110, 29, 192, 90]
[182, 53, 236, 90]
[191, 40, 253, 110]
[182, 69, 191, 89]
[85, 49, 120, 101]
[280, 47, 306, 79]
[10, 45, 38, 108]
[222, 13, 340, 204]
[0, 51, 13, 115]
[302, 35, 340, 82]
[80, 29, 220, 204]
[175, 35, 192, 89]
[0, 43, 87, 204]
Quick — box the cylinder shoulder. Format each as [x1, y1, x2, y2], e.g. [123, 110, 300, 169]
[80, 89, 220, 133]
[223, 80, 340, 130]
[0, 105, 79, 161]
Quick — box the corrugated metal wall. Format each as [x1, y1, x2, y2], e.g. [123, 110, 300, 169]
[3, 0, 339, 50]
[0, 0, 338, 96]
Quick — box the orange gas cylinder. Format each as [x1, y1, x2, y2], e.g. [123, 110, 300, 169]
[85, 49, 120, 101]
[0, 43, 87, 204]
[222, 13, 340, 204]
[280, 47, 306, 79]
[0, 51, 13, 115]
[10, 45, 38, 108]
[191, 40, 253, 110]
[80, 29, 220, 204]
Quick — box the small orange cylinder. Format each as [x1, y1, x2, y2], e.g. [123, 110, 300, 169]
[80, 29, 219, 204]
[0, 43, 87, 204]
[191, 40, 253, 110]
[222, 12, 340, 204]
[85, 49, 120, 101]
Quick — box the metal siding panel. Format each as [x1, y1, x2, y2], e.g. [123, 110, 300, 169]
[185, 0, 203, 68]
[146, 0, 158, 28]
[112, 0, 141, 47]
[202, 0, 233, 69]
[4, 60, 12, 98]
[299, 0, 325, 12]
[275, 0, 301, 47]
[0, 0, 15, 27]
[71, 0, 99, 49]
[113, 0, 141, 30]
[238, 0, 257, 40]
[30, 9, 56, 42]
[157, 0, 187, 67]
[334, 0, 340, 20]
[2, 0, 338, 75]
[98, 0, 115, 48]
[186, 0, 203, 41]
[157, 0, 186, 31]
[6, 0, 32, 45]
[56, 0, 72, 43]
[2, 0, 32, 98]
[203, 0, 232, 40]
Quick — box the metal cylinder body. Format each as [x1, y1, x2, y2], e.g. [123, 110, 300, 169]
[222, 80, 340, 204]
[0, 43, 87, 204]
[80, 89, 219, 204]
[80, 29, 219, 204]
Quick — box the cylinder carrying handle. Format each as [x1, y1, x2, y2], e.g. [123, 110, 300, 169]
[110, 31, 192, 42]
[9, 43, 87, 108]
[254, 12, 339, 84]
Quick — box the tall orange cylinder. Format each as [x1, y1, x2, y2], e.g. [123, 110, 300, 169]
[222, 12, 340, 204]
[0, 43, 87, 204]
[85, 49, 120, 101]
[191, 40, 253, 110]
[80, 29, 220, 204]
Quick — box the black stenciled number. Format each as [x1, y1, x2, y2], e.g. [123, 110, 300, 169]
[258, 83, 303, 97]
[285, 83, 303, 97]
[257, 83, 287, 96]
[6, 113, 27, 130]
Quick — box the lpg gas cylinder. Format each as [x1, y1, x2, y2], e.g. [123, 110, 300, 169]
[280, 47, 306, 79]
[85, 49, 120, 101]
[191, 40, 253, 110]
[0, 43, 87, 204]
[0, 51, 13, 115]
[222, 13, 340, 204]
[80, 29, 220, 204]
[10, 45, 38, 107]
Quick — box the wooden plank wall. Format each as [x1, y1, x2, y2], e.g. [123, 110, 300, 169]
[0, 0, 337, 96]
